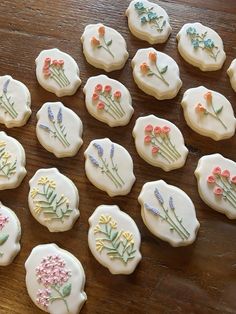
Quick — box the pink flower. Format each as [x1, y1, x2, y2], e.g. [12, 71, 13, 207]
[152, 147, 159, 155]
[92, 93, 99, 101]
[52, 60, 58, 66]
[43, 70, 51, 78]
[140, 62, 150, 74]
[145, 124, 153, 132]
[207, 175, 215, 184]
[0, 214, 9, 230]
[162, 126, 170, 134]
[144, 135, 151, 143]
[113, 91, 121, 99]
[98, 25, 105, 36]
[231, 176, 236, 184]
[154, 126, 162, 134]
[212, 166, 221, 175]
[91, 36, 100, 46]
[149, 52, 157, 62]
[44, 57, 51, 65]
[221, 170, 230, 178]
[97, 102, 105, 110]
[43, 65, 49, 72]
[204, 91, 212, 103]
[213, 187, 223, 195]
[36, 288, 51, 309]
[104, 85, 112, 93]
[195, 103, 206, 113]
[58, 59, 64, 66]
[95, 84, 103, 92]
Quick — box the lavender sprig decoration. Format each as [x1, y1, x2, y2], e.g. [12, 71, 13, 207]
[110, 143, 114, 159]
[3, 79, 10, 94]
[57, 107, 62, 124]
[39, 124, 50, 132]
[169, 196, 175, 210]
[93, 143, 103, 157]
[154, 188, 164, 204]
[88, 155, 99, 167]
[0, 79, 18, 119]
[145, 203, 160, 216]
[48, 106, 54, 122]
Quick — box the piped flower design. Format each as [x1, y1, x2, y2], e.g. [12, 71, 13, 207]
[35, 255, 72, 312]
[0, 212, 9, 257]
[92, 83, 125, 120]
[0, 141, 17, 178]
[134, 1, 166, 32]
[88, 142, 125, 189]
[0, 79, 18, 119]
[39, 105, 70, 147]
[140, 51, 169, 86]
[144, 124, 181, 164]
[91, 25, 114, 58]
[207, 167, 236, 210]
[94, 215, 136, 264]
[145, 188, 190, 240]
[186, 27, 220, 61]
[42, 58, 70, 88]
[30, 176, 73, 222]
[195, 91, 227, 129]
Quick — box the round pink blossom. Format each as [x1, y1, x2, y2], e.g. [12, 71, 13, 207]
[213, 187, 223, 195]
[212, 166, 221, 175]
[207, 175, 215, 184]
[0, 214, 9, 231]
[162, 126, 170, 134]
[221, 170, 230, 178]
[36, 288, 51, 309]
[231, 176, 236, 184]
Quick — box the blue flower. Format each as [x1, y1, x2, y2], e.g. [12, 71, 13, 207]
[141, 16, 147, 24]
[204, 39, 215, 48]
[186, 27, 197, 35]
[147, 12, 157, 21]
[192, 39, 199, 48]
[134, 2, 144, 10]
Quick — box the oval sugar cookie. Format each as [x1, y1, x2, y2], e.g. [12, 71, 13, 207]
[227, 59, 236, 93]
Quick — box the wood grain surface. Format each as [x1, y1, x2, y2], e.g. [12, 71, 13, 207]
[0, 0, 235, 313]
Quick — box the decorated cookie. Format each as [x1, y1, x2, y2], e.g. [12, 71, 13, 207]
[131, 48, 182, 100]
[181, 86, 236, 141]
[0, 75, 31, 128]
[177, 22, 226, 71]
[28, 168, 80, 232]
[132, 115, 188, 171]
[88, 205, 141, 274]
[0, 131, 26, 190]
[126, 0, 172, 44]
[138, 180, 199, 247]
[0, 202, 21, 266]
[36, 102, 83, 158]
[25, 243, 87, 314]
[81, 24, 129, 72]
[195, 154, 236, 219]
[84, 138, 135, 197]
[35, 48, 81, 97]
[227, 59, 236, 92]
[83, 75, 134, 127]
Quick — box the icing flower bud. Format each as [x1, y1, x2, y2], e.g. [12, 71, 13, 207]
[212, 166, 221, 175]
[52, 60, 58, 66]
[140, 62, 150, 74]
[154, 126, 162, 134]
[221, 169, 230, 178]
[231, 176, 236, 184]
[44, 57, 51, 64]
[162, 126, 170, 134]
[149, 52, 157, 62]
[207, 175, 215, 183]
[204, 91, 212, 103]
[97, 102, 105, 110]
[58, 60, 64, 66]
[92, 93, 99, 101]
[195, 103, 206, 113]
[113, 91, 121, 99]
[152, 147, 159, 155]
[144, 135, 151, 143]
[95, 84, 103, 92]
[213, 187, 223, 195]
[145, 124, 153, 132]
[104, 85, 112, 93]
[91, 36, 100, 46]
[98, 25, 105, 36]
[44, 70, 51, 78]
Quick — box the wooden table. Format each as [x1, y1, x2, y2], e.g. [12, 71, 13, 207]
[0, 0, 235, 313]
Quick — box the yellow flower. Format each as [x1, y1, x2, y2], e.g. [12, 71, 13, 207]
[2, 152, 11, 160]
[122, 231, 134, 242]
[0, 141, 6, 148]
[93, 224, 101, 234]
[109, 219, 117, 229]
[95, 240, 104, 252]
[30, 188, 39, 199]
[48, 180, 56, 189]
[34, 203, 42, 215]
[99, 215, 111, 224]
[38, 176, 49, 185]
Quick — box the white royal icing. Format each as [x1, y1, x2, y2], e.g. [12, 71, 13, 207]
[227, 59, 236, 93]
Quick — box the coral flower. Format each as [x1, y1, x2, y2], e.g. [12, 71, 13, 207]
[58, 59, 64, 66]
[221, 170, 230, 178]
[140, 62, 150, 74]
[162, 126, 170, 134]
[104, 85, 112, 93]
[231, 176, 236, 184]
[212, 166, 221, 175]
[144, 135, 151, 143]
[195, 103, 206, 113]
[91, 36, 100, 46]
[145, 124, 153, 132]
[92, 93, 99, 101]
[154, 126, 162, 134]
[207, 175, 215, 183]
[52, 60, 58, 66]
[204, 91, 212, 103]
[98, 25, 105, 36]
[97, 102, 105, 110]
[95, 84, 103, 92]
[43, 65, 49, 72]
[149, 51, 157, 62]
[44, 70, 51, 78]
[213, 187, 223, 195]
[44, 57, 51, 64]
[152, 147, 159, 155]
[113, 91, 121, 99]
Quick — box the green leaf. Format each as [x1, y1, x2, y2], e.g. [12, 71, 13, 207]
[147, 73, 154, 76]
[62, 283, 71, 297]
[215, 106, 223, 114]
[106, 40, 112, 46]
[0, 234, 9, 245]
[111, 231, 118, 241]
[160, 65, 168, 74]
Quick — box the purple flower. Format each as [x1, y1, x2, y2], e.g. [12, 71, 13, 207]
[145, 203, 160, 216]
[57, 108, 62, 124]
[48, 106, 54, 122]
[154, 188, 164, 205]
[169, 196, 175, 210]
[39, 124, 50, 132]
[110, 143, 114, 159]
[3, 79, 10, 94]
[93, 143, 103, 157]
[88, 155, 99, 167]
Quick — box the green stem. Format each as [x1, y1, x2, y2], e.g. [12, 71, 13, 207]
[49, 67, 65, 87]
[107, 95, 125, 117]
[52, 121, 70, 147]
[151, 137, 176, 162]
[209, 101, 227, 130]
[99, 157, 122, 188]
[215, 181, 236, 209]
[154, 63, 169, 86]
[164, 135, 181, 158]
[102, 37, 114, 58]
[151, 142, 172, 164]
[171, 208, 190, 237]
[50, 285, 69, 313]
[0, 97, 17, 119]
[217, 177, 236, 204]
[110, 156, 125, 186]
[100, 93, 123, 118]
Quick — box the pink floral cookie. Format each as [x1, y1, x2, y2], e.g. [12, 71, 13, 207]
[195, 154, 236, 219]
[132, 115, 188, 171]
[83, 74, 134, 127]
[81, 24, 129, 72]
[0, 202, 21, 266]
[25, 243, 87, 314]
